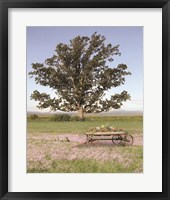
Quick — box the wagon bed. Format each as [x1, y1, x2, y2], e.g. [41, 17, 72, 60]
[85, 131, 133, 145]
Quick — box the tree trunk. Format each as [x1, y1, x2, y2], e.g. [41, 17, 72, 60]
[78, 107, 84, 121]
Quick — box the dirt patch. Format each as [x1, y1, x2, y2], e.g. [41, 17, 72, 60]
[28, 133, 142, 146]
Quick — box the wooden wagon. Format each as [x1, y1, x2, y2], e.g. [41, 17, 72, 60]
[85, 131, 133, 145]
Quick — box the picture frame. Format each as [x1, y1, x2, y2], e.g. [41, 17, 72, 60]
[0, 0, 169, 199]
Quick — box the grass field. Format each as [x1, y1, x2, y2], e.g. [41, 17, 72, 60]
[27, 115, 142, 135]
[27, 115, 143, 173]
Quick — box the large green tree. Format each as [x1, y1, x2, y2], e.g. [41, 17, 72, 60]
[29, 32, 131, 120]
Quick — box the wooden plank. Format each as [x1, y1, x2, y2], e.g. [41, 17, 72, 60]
[86, 131, 126, 136]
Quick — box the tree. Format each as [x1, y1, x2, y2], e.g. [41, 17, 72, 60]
[29, 32, 131, 120]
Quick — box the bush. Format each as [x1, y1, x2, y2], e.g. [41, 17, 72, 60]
[30, 114, 39, 120]
[70, 116, 81, 121]
[51, 114, 71, 122]
[50, 114, 90, 122]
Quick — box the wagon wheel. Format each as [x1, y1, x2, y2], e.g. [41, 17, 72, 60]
[123, 134, 133, 145]
[112, 135, 122, 145]
[86, 135, 93, 144]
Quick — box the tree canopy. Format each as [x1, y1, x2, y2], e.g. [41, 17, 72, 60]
[29, 32, 131, 120]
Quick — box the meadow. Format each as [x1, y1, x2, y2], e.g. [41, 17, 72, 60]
[27, 115, 143, 173]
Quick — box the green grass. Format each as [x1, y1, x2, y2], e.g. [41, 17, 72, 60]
[27, 115, 143, 135]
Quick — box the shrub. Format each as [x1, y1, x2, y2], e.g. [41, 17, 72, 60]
[30, 114, 39, 120]
[51, 114, 71, 122]
[70, 116, 81, 121]
[50, 114, 91, 122]
[70, 116, 90, 121]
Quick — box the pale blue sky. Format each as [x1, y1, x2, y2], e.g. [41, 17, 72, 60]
[27, 26, 143, 112]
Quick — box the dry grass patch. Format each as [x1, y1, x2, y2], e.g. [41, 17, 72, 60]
[27, 133, 143, 173]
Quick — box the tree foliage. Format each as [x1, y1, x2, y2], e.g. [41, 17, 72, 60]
[29, 32, 131, 120]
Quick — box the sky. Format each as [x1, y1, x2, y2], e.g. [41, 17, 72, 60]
[27, 26, 143, 112]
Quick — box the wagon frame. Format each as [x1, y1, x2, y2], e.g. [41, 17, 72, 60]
[85, 131, 133, 145]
